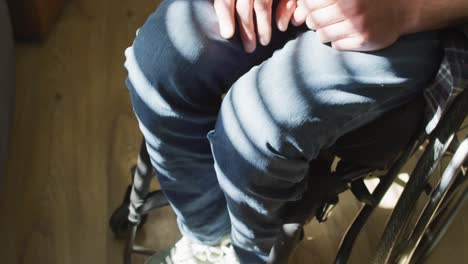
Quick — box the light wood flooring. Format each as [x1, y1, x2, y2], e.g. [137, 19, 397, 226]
[1, 0, 467, 263]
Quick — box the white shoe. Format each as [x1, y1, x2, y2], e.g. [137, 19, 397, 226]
[145, 236, 239, 264]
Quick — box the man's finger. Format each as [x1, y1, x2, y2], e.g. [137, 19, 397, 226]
[214, 0, 236, 38]
[303, 0, 335, 12]
[291, 0, 309, 26]
[254, 0, 273, 46]
[236, 0, 256, 52]
[305, 3, 344, 30]
[275, 0, 296, 31]
[332, 37, 367, 51]
[316, 20, 353, 43]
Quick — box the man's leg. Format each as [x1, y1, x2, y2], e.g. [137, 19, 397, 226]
[124, 0, 302, 245]
[208, 30, 442, 262]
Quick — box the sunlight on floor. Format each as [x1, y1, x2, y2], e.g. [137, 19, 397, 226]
[365, 172, 410, 209]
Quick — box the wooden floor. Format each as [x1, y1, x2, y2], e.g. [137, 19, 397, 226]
[1, 0, 467, 263]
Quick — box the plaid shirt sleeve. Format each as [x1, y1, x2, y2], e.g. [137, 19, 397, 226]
[424, 28, 468, 134]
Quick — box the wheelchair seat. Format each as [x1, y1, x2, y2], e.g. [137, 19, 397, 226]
[316, 94, 426, 214]
[281, 94, 426, 220]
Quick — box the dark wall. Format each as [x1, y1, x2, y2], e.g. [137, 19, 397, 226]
[0, 0, 15, 180]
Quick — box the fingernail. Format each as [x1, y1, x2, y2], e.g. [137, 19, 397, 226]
[277, 18, 287, 31]
[259, 36, 270, 46]
[305, 18, 314, 30]
[220, 26, 233, 39]
[244, 42, 256, 53]
[291, 12, 301, 26]
[278, 22, 286, 32]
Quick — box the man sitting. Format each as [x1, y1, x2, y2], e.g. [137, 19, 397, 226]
[123, 0, 468, 262]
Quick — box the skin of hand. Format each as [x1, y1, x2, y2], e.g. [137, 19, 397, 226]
[215, 0, 468, 53]
[291, 0, 468, 51]
[214, 0, 401, 52]
[214, 0, 297, 52]
[291, 0, 402, 51]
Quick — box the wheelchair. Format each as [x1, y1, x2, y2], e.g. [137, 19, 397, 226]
[110, 41, 468, 263]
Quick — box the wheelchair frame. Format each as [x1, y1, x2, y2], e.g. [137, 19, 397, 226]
[109, 90, 467, 264]
[337, 90, 468, 264]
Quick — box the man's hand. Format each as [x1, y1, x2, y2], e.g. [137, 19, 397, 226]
[215, 0, 298, 53]
[215, 0, 273, 52]
[291, 0, 402, 51]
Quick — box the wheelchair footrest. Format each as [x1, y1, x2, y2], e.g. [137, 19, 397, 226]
[317, 196, 338, 223]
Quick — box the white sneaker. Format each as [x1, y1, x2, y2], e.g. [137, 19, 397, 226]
[145, 236, 239, 264]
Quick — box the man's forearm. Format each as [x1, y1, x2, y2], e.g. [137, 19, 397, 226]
[399, 0, 468, 35]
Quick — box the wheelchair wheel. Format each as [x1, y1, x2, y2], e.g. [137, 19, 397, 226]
[110, 184, 148, 239]
[375, 138, 466, 263]
[409, 172, 467, 264]
[373, 91, 467, 264]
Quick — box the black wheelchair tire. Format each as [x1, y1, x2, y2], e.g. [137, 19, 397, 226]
[109, 184, 148, 239]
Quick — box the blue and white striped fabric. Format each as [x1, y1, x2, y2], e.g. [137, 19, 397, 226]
[424, 27, 468, 133]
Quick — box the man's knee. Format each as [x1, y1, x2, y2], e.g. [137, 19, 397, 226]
[125, 0, 230, 109]
[209, 79, 312, 193]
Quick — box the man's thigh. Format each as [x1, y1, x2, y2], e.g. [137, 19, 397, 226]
[215, 30, 442, 163]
